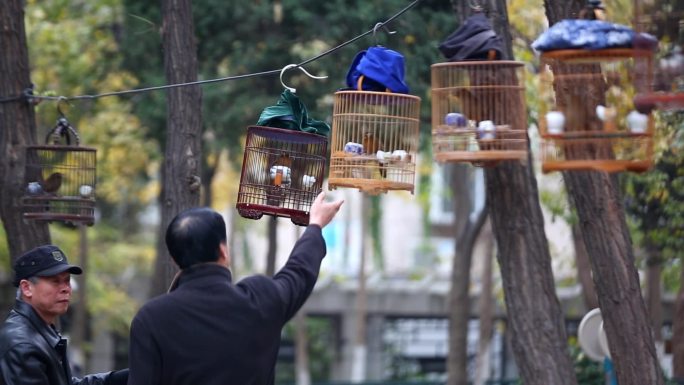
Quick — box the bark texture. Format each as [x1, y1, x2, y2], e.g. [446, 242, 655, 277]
[447, 166, 488, 385]
[542, 0, 664, 383]
[0, 0, 51, 313]
[479, 0, 579, 383]
[151, 0, 202, 296]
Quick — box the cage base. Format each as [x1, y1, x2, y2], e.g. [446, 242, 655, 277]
[236, 203, 310, 227]
[434, 150, 527, 164]
[541, 159, 652, 174]
[23, 212, 94, 226]
[328, 178, 414, 195]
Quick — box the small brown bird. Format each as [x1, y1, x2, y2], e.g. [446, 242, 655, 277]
[362, 132, 387, 178]
[41, 172, 63, 194]
[272, 152, 293, 169]
[362, 131, 380, 155]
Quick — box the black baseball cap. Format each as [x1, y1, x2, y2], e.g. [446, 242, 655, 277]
[13, 245, 83, 287]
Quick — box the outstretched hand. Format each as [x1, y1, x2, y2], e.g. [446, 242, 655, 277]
[309, 191, 344, 228]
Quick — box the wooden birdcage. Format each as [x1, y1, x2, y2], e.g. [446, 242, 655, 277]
[328, 85, 421, 195]
[431, 61, 528, 166]
[236, 125, 327, 226]
[22, 118, 97, 225]
[632, 3, 684, 112]
[538, 48, 655, 173]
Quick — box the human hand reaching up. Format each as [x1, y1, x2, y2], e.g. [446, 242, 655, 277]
[309, 191, 344, 229]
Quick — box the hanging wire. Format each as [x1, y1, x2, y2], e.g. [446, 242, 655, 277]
[0, 0, 423, 104]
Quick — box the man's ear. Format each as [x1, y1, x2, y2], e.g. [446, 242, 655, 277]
[218, 243, 229, 266]
[19, 280, 33, 299]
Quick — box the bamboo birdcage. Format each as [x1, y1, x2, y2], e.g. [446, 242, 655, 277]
[328, 84, 421, 195]
[236, 126, 327, 226]
[431, 61, 528, 166]
[22, 118, 97, 226]
[538, 48, 655, 173]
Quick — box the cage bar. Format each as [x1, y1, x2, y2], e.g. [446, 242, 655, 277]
[431, 61, 528, 167]
[538, 48, 655, 173]
[236, 126, 327, 226]
[22, 145, 97, 225]
[328, 90, 420, 195]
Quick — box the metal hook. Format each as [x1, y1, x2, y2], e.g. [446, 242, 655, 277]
[469, 0, 484, 12]
[56, 96, 70, 118]
[373, 22, 396, 46]
[279, 64, 327, 93]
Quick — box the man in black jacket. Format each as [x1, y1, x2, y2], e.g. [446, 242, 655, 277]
[127, 191, 343, 385]
[0, 245, 128, 385]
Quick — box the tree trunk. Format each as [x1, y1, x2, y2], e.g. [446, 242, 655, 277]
[478, 0, 579, 384]
[266, 216, 277, 276]
[673, 255, 684, 380]
[572, 222, 599, 310]
[150, 0, 202, 297]
[474, 220, 495, 385]
[71, 225, 89, 372]
[447, 165, 488, 385]
[294, 311, 311, 385]
[351, 195, 369, 382]
[541, 1, 664, 383]
[0, 0, 52, 314]
[645, 244, 662, 342]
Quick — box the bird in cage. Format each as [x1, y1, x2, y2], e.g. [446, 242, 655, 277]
[266, 152, 293, 206]
[27, 172, 63, 196]
[362, 131, 387, 178]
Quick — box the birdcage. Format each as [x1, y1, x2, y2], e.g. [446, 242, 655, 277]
[236, 125, 327, 226]
[22, 117, 97, 225]
[538, 48, 655, 173]
[328, 85, 421, 195]
[632, 4, 684, 112]
[431, 61, 528, 166]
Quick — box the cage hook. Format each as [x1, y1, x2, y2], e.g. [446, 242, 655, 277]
[469, 0, 484, 12]
[48, 97, 80, 146]
[373, 22, 396, 46]
[56, 96, 70, 118]
[279, 64, 327, 93]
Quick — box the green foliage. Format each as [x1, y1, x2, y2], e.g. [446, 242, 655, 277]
[568, 339, 604, 385]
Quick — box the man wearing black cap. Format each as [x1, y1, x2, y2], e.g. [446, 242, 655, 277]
[0, 244, 128, 385]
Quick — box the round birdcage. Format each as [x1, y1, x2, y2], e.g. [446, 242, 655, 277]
[431, 60, 528, 167]
[22, 117, 97, 225]
[538, 48, 655, 173]
[328, 81, 421, 195]
[236, 125, 328, 226]
[632, 3, 683, 112]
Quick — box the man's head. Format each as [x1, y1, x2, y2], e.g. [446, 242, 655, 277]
[13, 245, 82, 324]
[166, 207, 228, 269]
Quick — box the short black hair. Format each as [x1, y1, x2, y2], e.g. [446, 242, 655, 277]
[165, 207, 227, 269]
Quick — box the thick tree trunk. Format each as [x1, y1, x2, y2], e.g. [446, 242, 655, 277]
[673, 255, 684, 380]
[150, 0, 202, 297]
[0, 0, 51, 313]
[294, 311, 311, 385]
[479, 0, 578, 384]
[266, 216, 277, 276]
[571, 222, 599, 310]
[564, 172, 662, 385]
[541, 1, 664, 383]
[447, 165, 488, 385]
[474, 220, 495, 385]
[351, 195, 369, 382]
